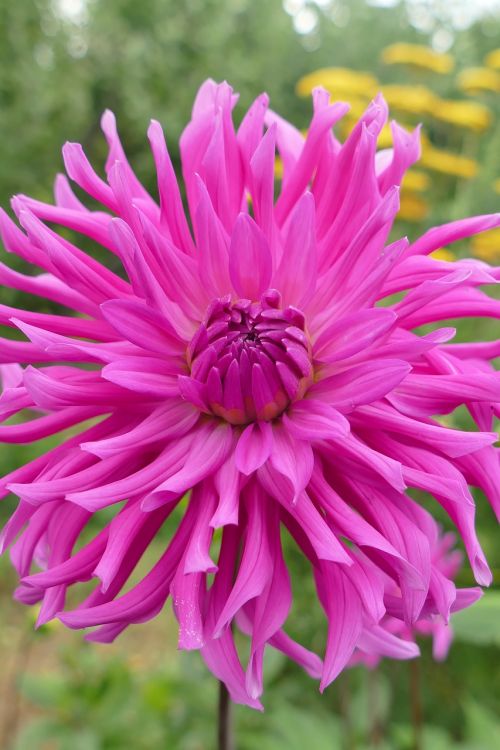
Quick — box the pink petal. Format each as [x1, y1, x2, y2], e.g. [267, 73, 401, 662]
[234, 421, 273, 475]
[228, 214, 272, 300]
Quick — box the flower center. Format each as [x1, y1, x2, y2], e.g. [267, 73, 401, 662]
[186, 290, 313, 424]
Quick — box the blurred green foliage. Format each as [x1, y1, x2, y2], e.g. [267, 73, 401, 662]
[0, 0, 499, 748]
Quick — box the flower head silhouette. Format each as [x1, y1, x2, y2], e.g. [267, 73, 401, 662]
[0, 80, 498, 708]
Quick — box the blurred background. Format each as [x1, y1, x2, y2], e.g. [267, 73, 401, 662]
[0, 0, 500, 748]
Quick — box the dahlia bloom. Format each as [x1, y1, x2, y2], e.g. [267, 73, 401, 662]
[0, 80, 499, 709]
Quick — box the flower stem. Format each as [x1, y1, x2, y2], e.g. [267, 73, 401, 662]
[218, 680, 234, 750]
[410, 660, 422, 750]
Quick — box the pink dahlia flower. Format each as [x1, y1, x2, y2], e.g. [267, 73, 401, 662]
[0, 80, 499, 709]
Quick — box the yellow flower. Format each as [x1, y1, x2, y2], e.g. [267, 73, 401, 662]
[493, 178, 500, 194]
[29, 605, 63, 632]
[472, 245, 500, 262]
[420, 145, 478, 179]
[335, 98, 387, 140]
[296, 67, 378, 99]
[370, 123, 418, 150]
[377, 123, 394, 149]
[457, 67, 500, 95]
[338, 98, 379, 137]
[484, 49, 500, 70]
[380, 84, 438, 116]
[471, 228, 500, 261]
[430, 248, 456, 262]
[433, 99, 492, 132]
[381, 43, 454, 74]
[274, 156, 284, 180]
[398, 192, 429, 222]
[346, 97, 374, 118]
[402, 169, 430, 192]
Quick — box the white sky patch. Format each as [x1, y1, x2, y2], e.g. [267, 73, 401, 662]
[431, 27, 454, 52]
[294, 6, 320, 34]
[405, 0, 500, 29]
[290, 0, 500, 30]
[52, 0, 88, 25]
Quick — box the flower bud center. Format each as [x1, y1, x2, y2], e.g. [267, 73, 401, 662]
[186, 290, 312, 424]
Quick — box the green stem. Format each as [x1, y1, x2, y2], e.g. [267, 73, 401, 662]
[218, 680, 234, 750]
[410, 660, 423, 750]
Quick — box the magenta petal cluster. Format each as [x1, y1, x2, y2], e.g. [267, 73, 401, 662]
[348, 530, 475, 669]
[1, 80, 499, 708]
